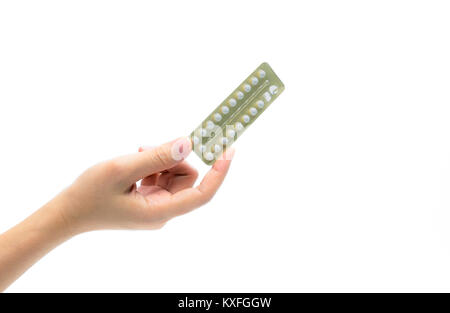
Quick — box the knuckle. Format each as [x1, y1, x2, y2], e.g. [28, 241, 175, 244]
[153, 148, 173, 167]
[107, 160, 123, 172]
[103, 159, 126, 176]
[78, 160, 123, 183]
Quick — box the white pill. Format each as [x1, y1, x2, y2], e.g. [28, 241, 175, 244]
[199, 128, 207, 137]
[263, 92, 271, 102]
[206, 120, 215, 130]
[199, 145, 206, 153]
[235, 122, 244, 131]
[242, 115, 250, 123]
[204, 152, 214, 161]
[214, 113, 222, 122]
[228, 98, 237, 107]
[249, 107, 258, 116]
[221, 106, 229, 114]
[257, 100, 264, 108]
[221, 137, 229, 145]
[243, 84, 251, 92]
[258, 69, 266, 78]
[213, 144, 222, 153]
[192, 136, 200, 145]
[227, 129, 236, 138]
[251, 77, 258, 85]
[269, 85, 278, 95]
[237, 91, 244, 100]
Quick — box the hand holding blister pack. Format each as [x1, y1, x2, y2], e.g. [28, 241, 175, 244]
[190, 62, 285, 165]
[0, 63, 284, 291]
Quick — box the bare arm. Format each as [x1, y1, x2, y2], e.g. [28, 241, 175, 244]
[0, 196, 72, 291]
[0, 137, 234, 291]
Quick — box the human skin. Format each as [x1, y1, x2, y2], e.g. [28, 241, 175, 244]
[0, 137, 234, 291]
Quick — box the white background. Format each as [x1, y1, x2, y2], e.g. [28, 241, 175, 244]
[1, 0, 450, 292]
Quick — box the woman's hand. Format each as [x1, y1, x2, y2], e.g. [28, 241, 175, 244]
[57, 137, 234, 235]
[0, 137, 234, 291]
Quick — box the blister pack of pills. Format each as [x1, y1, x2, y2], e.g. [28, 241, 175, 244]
[190, 62, 285, 165]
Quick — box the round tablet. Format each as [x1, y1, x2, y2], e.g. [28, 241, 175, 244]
[206, 120, 215, 130]
[199, 128, 207, 137]
[227, 129, 236, 138]
[199, 145, 206, 153]
[237, 91, 244, 100]
[235, 122, 244, 131]
[269, 85, 278, 95]
[251, 77, 258, 85]
[204, 152, 214, 161]
[221, 137, 229, 145]
[243, 84, 251, 92]
[213, 144, 222, 153]
[242, 115, 250, 123]
[192, 136, 200, 145]
[256, 100, 264, 108]
[214, 113, 222, 122]
[263, 92, 271, 102]
[258, 69, 266, 78]
[249, 107, 257, 116]
[228, 98, 237, 107]
[221, 106, 229, 114]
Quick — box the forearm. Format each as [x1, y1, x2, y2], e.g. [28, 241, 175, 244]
[0, 138, 231, 292]
[0, 196, 73, 291]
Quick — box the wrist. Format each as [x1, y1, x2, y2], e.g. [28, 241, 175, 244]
[38, 191, 83, 240]
[0, 191, 78, 291]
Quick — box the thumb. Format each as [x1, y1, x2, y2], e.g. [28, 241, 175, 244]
[119, 137, 192, 186]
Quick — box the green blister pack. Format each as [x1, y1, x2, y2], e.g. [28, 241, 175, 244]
[190, 62, 285, 165]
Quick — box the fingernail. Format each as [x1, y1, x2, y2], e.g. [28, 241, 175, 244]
[171, 137, 192, 161]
